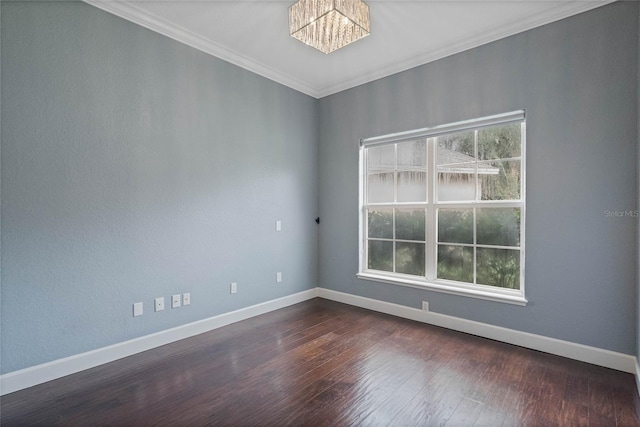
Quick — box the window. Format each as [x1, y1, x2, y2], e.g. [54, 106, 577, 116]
[358, 111, 526, 305]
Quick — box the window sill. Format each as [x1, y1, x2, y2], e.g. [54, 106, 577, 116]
[356, 272, 528, 306]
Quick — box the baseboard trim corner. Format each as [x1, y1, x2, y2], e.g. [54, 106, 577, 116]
[3, 287, 634, 396]
[317, 288, 636, 374]
[635, 358, 640, 398]
[1, 288, 319, 396]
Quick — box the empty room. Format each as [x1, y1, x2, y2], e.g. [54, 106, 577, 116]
[1, 0, 639, 425]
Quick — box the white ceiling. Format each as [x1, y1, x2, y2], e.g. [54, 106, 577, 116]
[86, 0, 614, 98]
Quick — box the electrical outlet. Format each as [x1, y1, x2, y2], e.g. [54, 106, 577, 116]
[182, 293, 191, 306]
[422, 301, 429, 312]
[276, 272, 282, 283]
[171, 294, 181, 308]
[133, 302, 143, 317]
[276, 220, 282, 231]
[230, 282, 237, 294]
[155, 297, 165, 312]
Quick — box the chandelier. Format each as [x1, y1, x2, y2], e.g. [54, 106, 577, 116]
[289, 0, 370, 54]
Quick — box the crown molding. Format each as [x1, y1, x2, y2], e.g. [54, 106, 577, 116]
[83, 0, 322, 98]
[317, 1, 616, 97]
[84, 0, 614, 99]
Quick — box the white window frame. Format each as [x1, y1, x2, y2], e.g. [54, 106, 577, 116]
[357, 111, 527, 306]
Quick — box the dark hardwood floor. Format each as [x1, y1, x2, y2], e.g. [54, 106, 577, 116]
[2, 298, 639, 426]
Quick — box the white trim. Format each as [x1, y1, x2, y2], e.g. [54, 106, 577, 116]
[636, 359, 640, 398]
[356, 272, 527, 306]
[82, 1, 614, 99]
[360, 115, 526, 305]
[316, 1, 616, 98]
[317, 288, 636, 374]
[0, 288, 319, 396]
[83, 0, 320, 98]
[361, 110, 525, 147]
[3, 287, 635, 396]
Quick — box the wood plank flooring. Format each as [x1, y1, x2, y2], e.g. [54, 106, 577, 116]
[2, 298, 639, 426]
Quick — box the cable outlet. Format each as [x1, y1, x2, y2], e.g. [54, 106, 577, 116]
[155, 297, 165, 312]
[230, 282, 237, 294]
[422, 301, 429, 312]
[171, 294, 181, 308]
[182, 293, 191, 306]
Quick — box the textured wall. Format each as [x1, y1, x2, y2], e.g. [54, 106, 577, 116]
[319, 2, 638, 354]
[1, 2, 318, 373]
[637, 3, 640, 365]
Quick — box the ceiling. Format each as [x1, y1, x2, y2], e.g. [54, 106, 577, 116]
[86, 0, 614, 98]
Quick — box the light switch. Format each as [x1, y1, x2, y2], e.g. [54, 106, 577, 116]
[133, 302, 143, 317]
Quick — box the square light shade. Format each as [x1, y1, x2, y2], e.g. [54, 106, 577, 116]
[289, 0, 370, 54]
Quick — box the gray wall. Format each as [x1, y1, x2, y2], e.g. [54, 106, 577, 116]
[2, 0, 638, 376]
[1, 2, 318, 373]
[319, 2, 638, 354]
[637, 3, 640, 365]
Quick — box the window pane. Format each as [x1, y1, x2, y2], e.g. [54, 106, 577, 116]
[478, 123, 521, 160]
[396, 242, 425, 276]
[368, 209, 393, 239]
[437, 134, 477, 202]
[397, 171, 426, 202]
[477, 208, 520, 247]
[396, 209, 425, 241]
[437, 245, 473, 283]
[479, 160, 520, 200]
[397, 140, 426, 202]
[438, 209, 473, 244]
[367, 144, 395, 170]
[437, 170, 477, 201]
[368, 172, 394, 203]
[397, 140, 426, 167]
[437, 131, 475, 158]
[367, 145, 395, 203]
[476, 248, 520, 289]
[368, 240, 393, 272]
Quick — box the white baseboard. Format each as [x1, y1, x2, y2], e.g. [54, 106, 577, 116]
[318, 288, 636, 374]
[636, 359, 640, 398]
[3, 286, 636, 397]
[0, 288, 319, 396]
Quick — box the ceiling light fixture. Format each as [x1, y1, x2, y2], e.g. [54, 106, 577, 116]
[289, 0, 370, 54]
